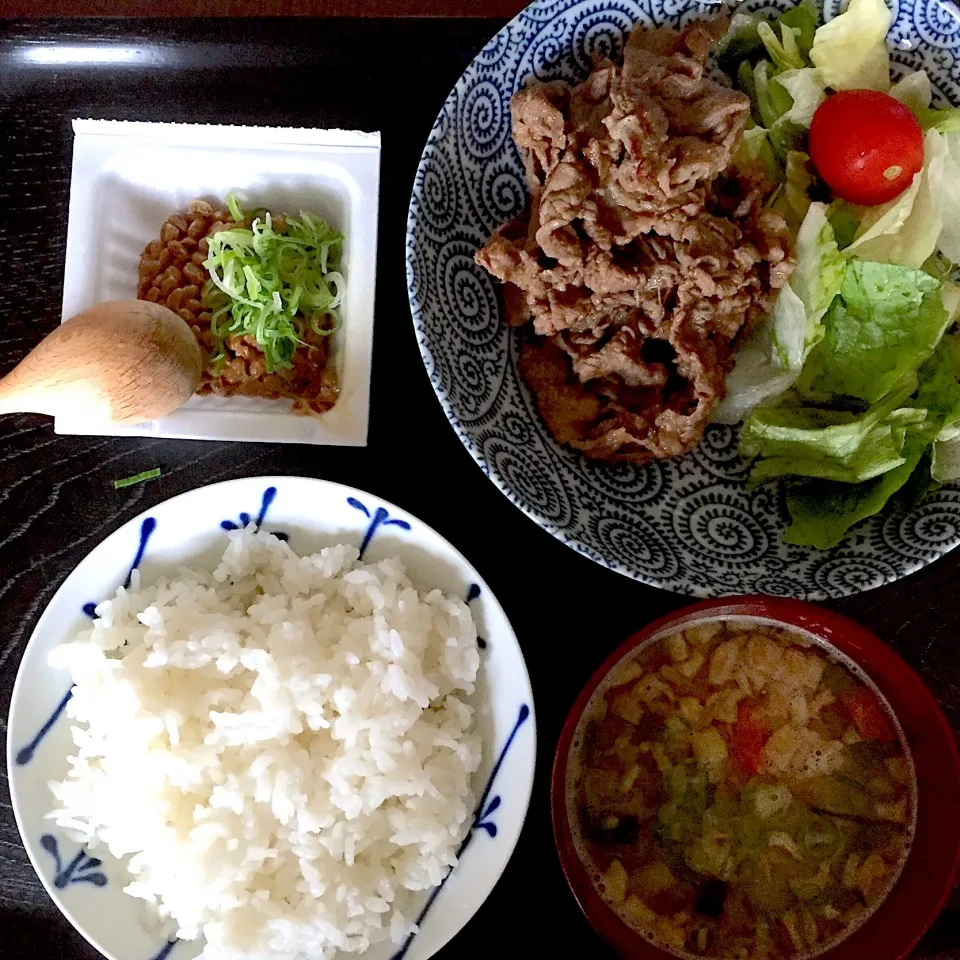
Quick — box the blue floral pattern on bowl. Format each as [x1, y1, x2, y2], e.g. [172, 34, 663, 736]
[406, 0, 960, 599]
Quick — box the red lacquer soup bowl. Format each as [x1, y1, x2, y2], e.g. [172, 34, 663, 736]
[551, 597, 960, 960]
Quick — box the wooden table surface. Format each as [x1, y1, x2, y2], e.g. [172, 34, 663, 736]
[1, 13, 959, 960]
[2, 1, 530, 18]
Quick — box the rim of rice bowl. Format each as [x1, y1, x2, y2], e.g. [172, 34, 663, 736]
[6, 477, 536, 960]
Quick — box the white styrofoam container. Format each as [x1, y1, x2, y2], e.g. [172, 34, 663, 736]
[59, 119, 381, 445]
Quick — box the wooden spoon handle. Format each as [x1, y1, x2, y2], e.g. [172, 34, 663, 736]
[0, 302, 203, 424]
[0, 354, 57, 417]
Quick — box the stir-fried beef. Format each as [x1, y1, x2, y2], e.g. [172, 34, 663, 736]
[476, 18, 792, 463]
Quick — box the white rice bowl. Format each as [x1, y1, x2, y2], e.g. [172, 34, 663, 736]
[46, 527, 483, 960]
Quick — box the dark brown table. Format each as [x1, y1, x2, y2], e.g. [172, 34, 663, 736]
[0, 14, 958, 960]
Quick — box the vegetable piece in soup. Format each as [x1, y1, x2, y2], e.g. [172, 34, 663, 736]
[571, 620, 914, 959]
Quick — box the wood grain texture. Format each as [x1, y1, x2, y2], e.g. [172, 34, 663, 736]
[0, 301, 203, 421]
[0, 16, 957, 960]
[4, 0, 528, 18]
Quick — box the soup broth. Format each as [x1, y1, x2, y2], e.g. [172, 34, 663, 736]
[568, 619, 915, 960]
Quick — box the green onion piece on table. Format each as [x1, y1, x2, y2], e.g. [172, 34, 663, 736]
[114, 468, 161, 489]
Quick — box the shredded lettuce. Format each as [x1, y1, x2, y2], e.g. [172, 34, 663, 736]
[826, 201, 864, 250]
[916, 331, 960, 427]
[931, 336, 960, 475]
[932, 438, 960, 480]
[723, 1, 821, 158]
[922, 327, 960, 475]
[716, 13, 768, 77]
[712, 0, 960, 546]
[761, 68, 828, 158]
[809, 0, 892, 92]
[753, 274, 960, 543]
[921, 333, 960, 477]
[716, 284, 809, 424]
[928, 110, 960, 133]
[202, 195, 345, 373]
[779, 0, 819, 58]
[888, 70, 960, 131]
[745, 411, 923, 484]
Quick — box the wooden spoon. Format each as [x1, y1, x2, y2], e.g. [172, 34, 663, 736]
[0, 300, 203, 424]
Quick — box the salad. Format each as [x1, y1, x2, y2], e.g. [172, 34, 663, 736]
[714, 0, 960, 548]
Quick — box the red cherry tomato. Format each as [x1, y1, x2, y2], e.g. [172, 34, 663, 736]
[731, 700, 771, 775]
[840, 688, 895, 742]
[809, 89, 925, 206]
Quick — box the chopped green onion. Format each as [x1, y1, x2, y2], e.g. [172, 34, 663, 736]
[226, 192, 244, 222]
[114, 468, 161, 489]
[202, 195, 345, 373]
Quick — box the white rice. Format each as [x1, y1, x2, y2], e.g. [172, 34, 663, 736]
[47, 528, 482, 960]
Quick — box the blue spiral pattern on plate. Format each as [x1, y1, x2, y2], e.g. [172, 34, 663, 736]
[406, 0, 960, 599]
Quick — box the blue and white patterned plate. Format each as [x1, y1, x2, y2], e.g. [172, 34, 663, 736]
[406, 0, 960, 600]
[6, 477, 535, 960]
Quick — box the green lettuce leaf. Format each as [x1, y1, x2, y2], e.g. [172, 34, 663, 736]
[791, 202, 847, 322]
[779, 0, 819, 58]
[801, 260, 949, 403]
[783, 450, 924, 548]
[775, 68, 827, 128]
[847, 129, 946, 269]
[921, 332, 960, 477]
[915, 331, 960, 431]
[776, 150, 817, 226]
[935, 132, 960, 264]
[755, 60, 795, 131]
[733, 123, 782, 183]
[716, 284, 808, 424]
[716, 13, 767, 77]
[929, 110, 960, 133]
[742, 374, 918, 460]
[716, 203, 840, 423]
[888, 70, 960, 134]
[717, 0, 817, 76]
[741, 375, 922, 478]
[932, 438, 960, 480]
[758, 20, 807, 71]
[775, 339, 960, 544]
[810, 0, 892, 92]
[827, 201, 864, 250]
[764, 69, 827, 160]
[890, 69, 932, 117]
[748, 420, 919, 483]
